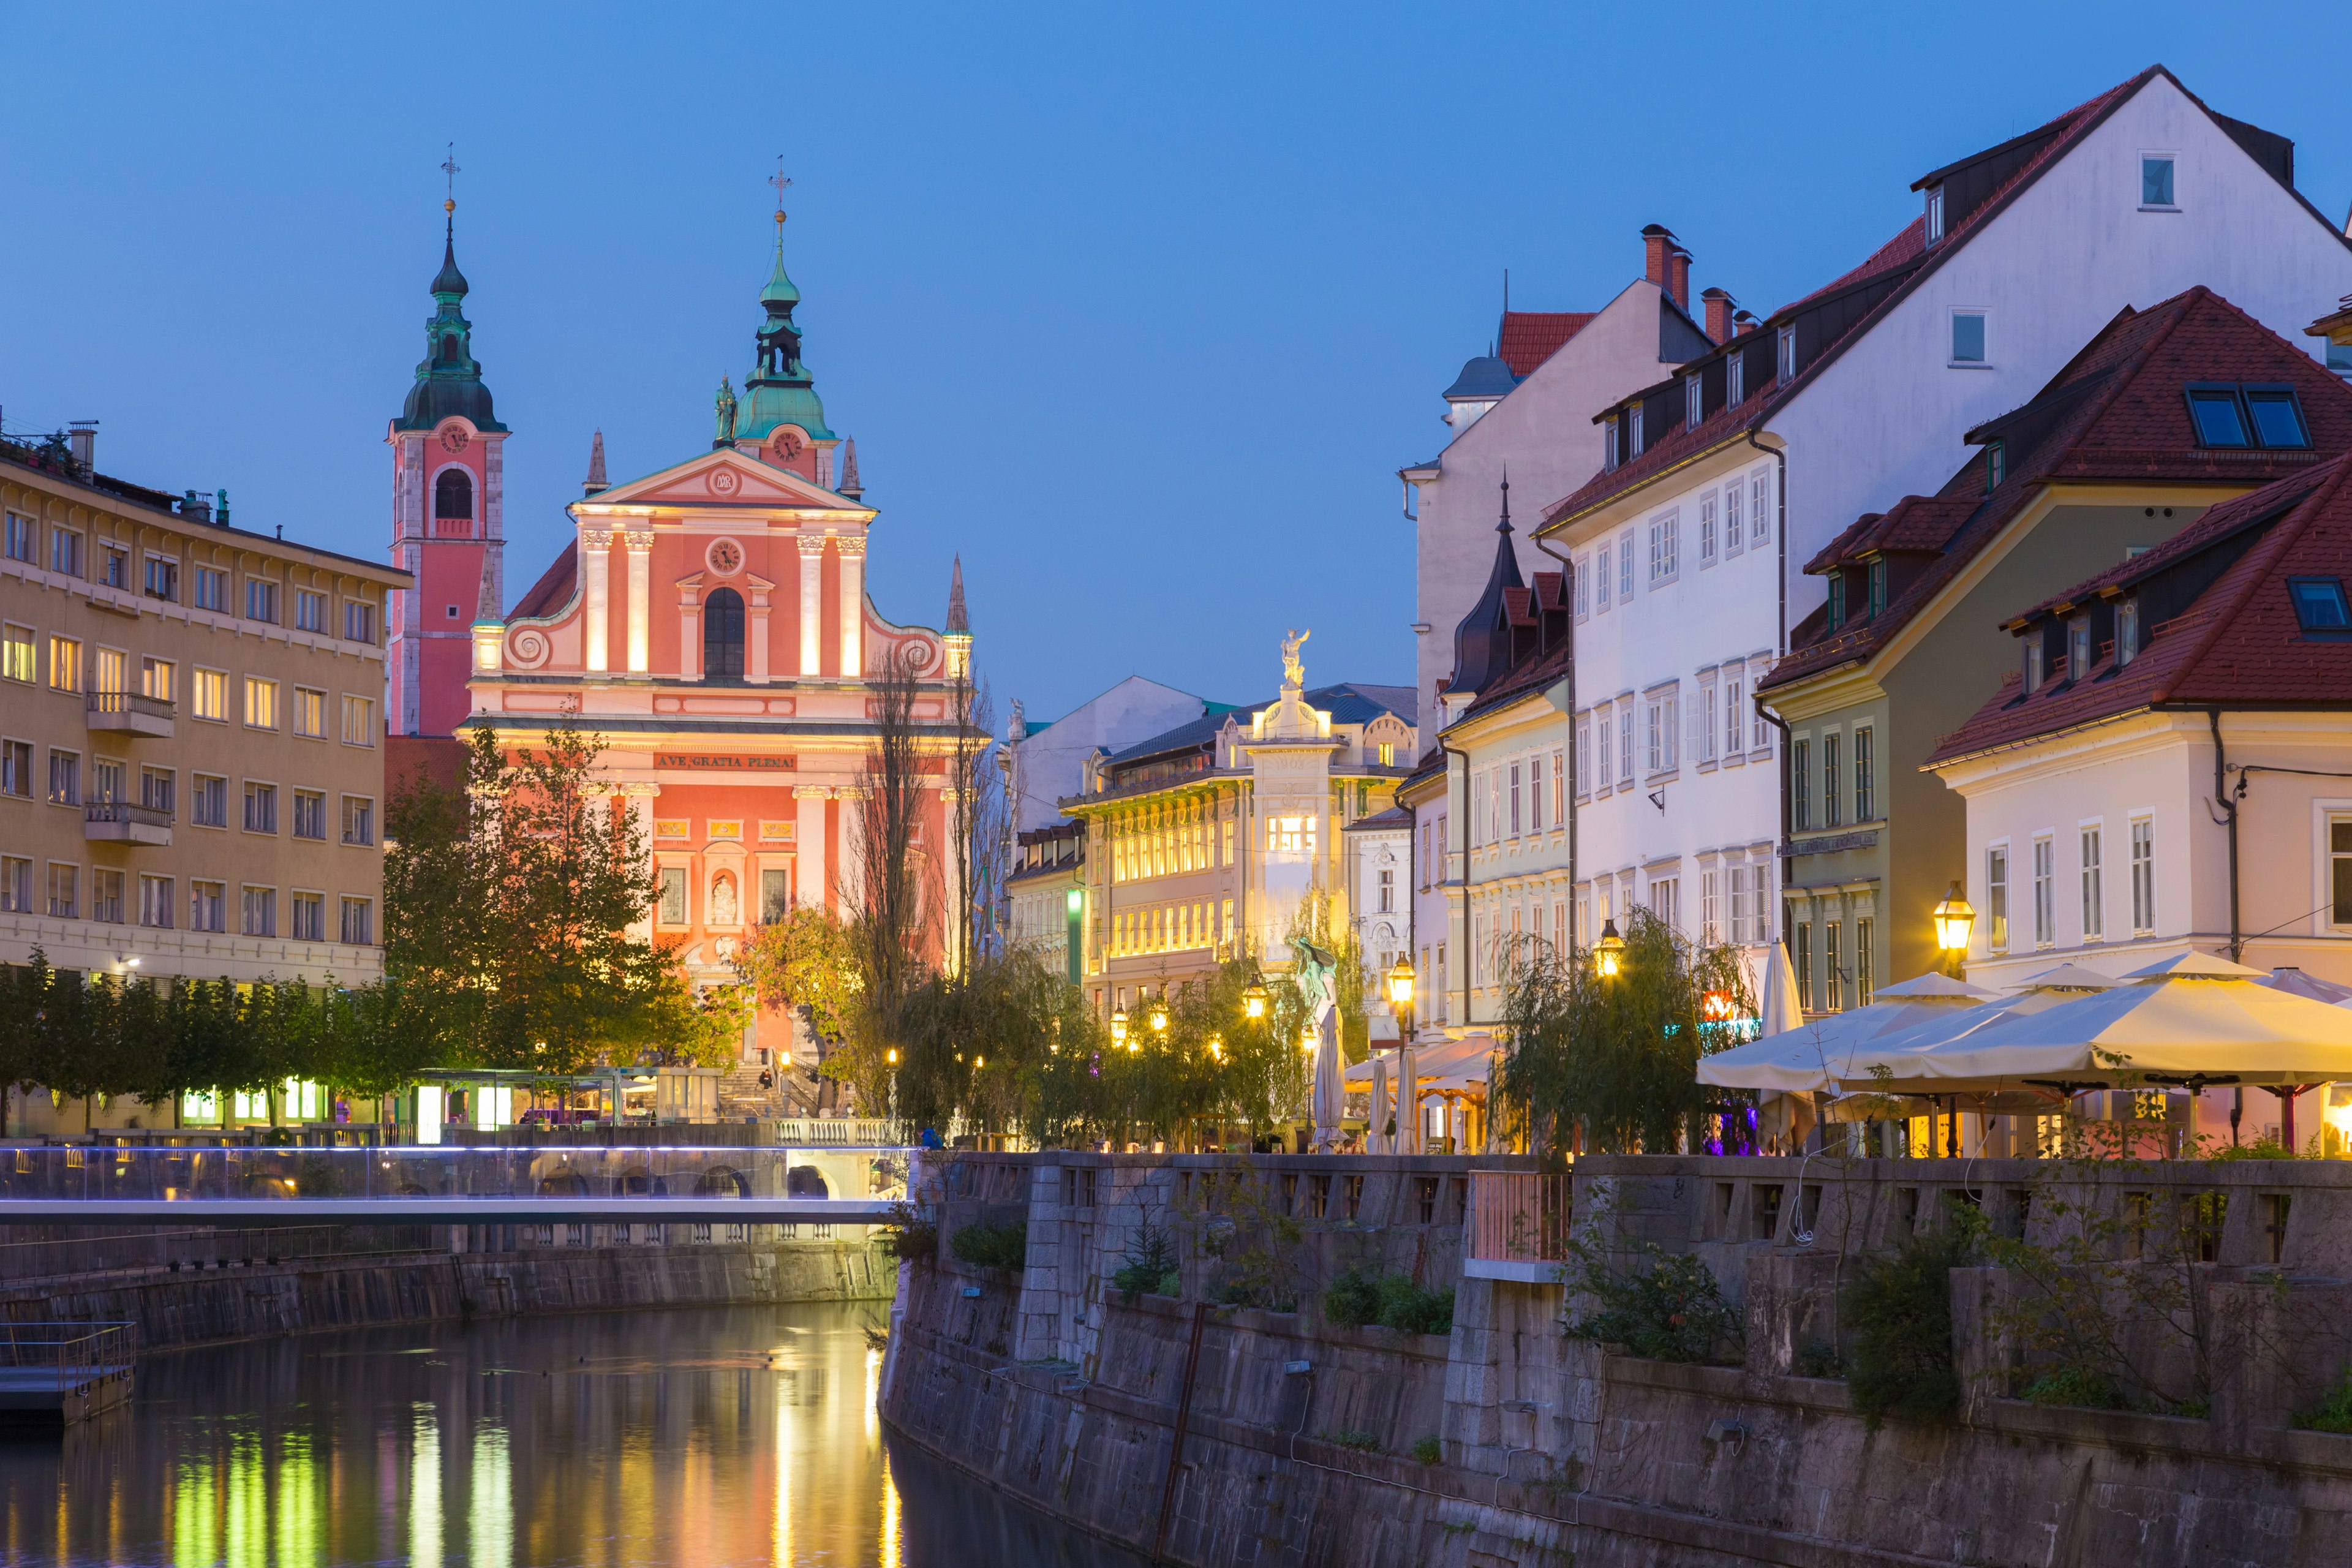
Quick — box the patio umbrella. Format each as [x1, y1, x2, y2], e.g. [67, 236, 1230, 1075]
[1842, 951, 2352, 1093]
[2263, 967, 2352, 1005]
[1397, 1040, 1420, 1155]
[1310, 1003, 1344, 1151]
[1698, 972, 1997, 1093]
[1368, 1054, 1392, 1154]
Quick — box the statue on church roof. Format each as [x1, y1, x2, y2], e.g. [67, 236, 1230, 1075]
[1281, 627, 1310, 692]
[714, 377, 739, 449]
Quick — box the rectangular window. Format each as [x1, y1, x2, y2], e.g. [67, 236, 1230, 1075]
[1594, 546, 1610, 614]
[1646, 700, 1662, 774]
[1648, 512, 1678, 583]
[1628, 402, 1644, 456]
[241, 886, 277, 938]
[244, 677, 278, 729]
[2022, 637, 2044, 695]
[2068, 618, 2091, 682]
[140, 767, 173, 815]
[1792, 739, 1811, 830]
[2034, 837, 2056, 948]
[1618, 531, 1635, 600]
[102, 548, 127, 589]
[1794, 923, 1812, 1010]
[49, 528, 81, 578]
[1951, 311, 1988, 364]
[1777, 325, 1796, 384]
[1528, 754, 1544, 831]
[1728, 865, 1749, 943]
[141, 657, 174, 703]
[192, 774, 227, 828]
[0, 857, 26, 913]
[1856, 917, 1874, 1005]
[92, 757, 122, 803]
[1604, 417, 1620, 471]
[47, 863, 78, 919]
[2247, 386, 2312, 450]
[245, 579, 279, 623]
[761, 868, 792, 922]
[1926, 183, 1946, 243]
[1551, 748, 1565, 823]
[1868, 559, 1887, 619]
[658, 866, 687, 925]
[341, 694, 375, 746]
[94, 642, 127, 695]
[2141, 156, 2176, 208]
[244, 782, 278, 834]
[145, 556, 178, 601]
[1828, 574, 1845, 631]
[194, 567, 228, 612]
[1, 740, 29, 797]
[1854, 727, 1874, 821]
[1724, 673, 1743, 758]
[48, 635, 80, 693]
[291, 891, 325, 942]
[1651, 877, 1678, 931]
[1751, 472, 1770, 545]
[139, 875, 174, 929]
[1576, 717, 1592, 799]
[1685, 372, 1702, 429]
[1699, 494, 1717, 567]
[1573, 557, 1589, 618]
[1823, 921, 1843, 1012]
[47, 749, 78, 806]
[1727, 352, 1745, 407]
[193, 668, 227, 722]
[1823, 733, 1842, 828]
[1508, 762, 1521, 836]
[345, 600, 376, 644]
[2130, 818, 2155, 935]
[292, 687, 325, 739]
[2080, 826, 2105, 941]
[1, 624, 30, 685]
[1701, 869, 1719, 942]
[1378, 867, 1393, 913]
[190, 881, 225, 933]
[292, 790, 326, 840]
[1618, 708, 1633, 786]
[295, 590, 327, 633]
[341, 795, 375, 846]
[2, 514, 31, 563]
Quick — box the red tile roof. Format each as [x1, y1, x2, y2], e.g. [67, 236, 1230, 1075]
[509, 545, 578, 621]
[1764, 286, 2352, 693]
[1776, 217, 1928, 315]
[1499, 312, 1596, 378]
[1926, 454, 2352, 764]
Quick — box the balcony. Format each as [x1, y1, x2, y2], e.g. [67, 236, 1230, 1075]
[86, 690, 174, 739]
[85, 801, 172, 846]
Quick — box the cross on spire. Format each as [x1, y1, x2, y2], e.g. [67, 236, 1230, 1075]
[441, 143, 461, 220]
[769, 157, 792, 235]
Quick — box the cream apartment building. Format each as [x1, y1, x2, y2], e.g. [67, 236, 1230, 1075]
[0, 443, 407, 988]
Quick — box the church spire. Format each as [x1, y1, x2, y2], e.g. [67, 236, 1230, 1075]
[734, 176, 834, 445]
[582, 429, 608, 496]
[838, 435, 862, 498]
[394, 157, 505, 434]
[1446, 475, 1525, 699]
[946, 555, 968, 633]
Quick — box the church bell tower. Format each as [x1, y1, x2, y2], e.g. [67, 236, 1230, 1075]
[386, 169, 509, 739]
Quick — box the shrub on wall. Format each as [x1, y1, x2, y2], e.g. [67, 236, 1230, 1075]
[1323, 1267, 1457, 1336]
[949, 1219, 1028, 1270]
[1564, 1244, 1741, 1364]
[1844, 1223, 1974, 1428]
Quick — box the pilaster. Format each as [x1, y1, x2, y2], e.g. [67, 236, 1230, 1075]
[625, 529, 654, 676]
[795, 786, 830, 913]
[838, 532, 866, 678]
[582, 524, 613, 674]
[797, 531, 826, 677]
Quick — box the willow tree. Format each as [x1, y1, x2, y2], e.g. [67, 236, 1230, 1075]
[1493, 908, 1755, 1156]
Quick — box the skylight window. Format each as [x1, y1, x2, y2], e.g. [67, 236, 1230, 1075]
[2246, 386, 2311, 448]
[2187, 386, 2250, 447]
[2186, 383, 2311, 450]
[2290, 577, 2352, 636]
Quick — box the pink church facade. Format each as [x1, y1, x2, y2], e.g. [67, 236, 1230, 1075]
[391, 210, 971, 1080]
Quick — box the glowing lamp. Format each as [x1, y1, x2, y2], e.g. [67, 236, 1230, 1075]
[886, 1049, 899, 1066]
[1593, 920, 1625, 980]
[1242, 981, 1268, 1020]
[1149, 1005, 1168, 1035]
[1385, 957, 1415, 1010]
[1701, 990, 1735, 1022]
[1110, 1009, 1128, 1044]
[1932, 881, 1977, 955]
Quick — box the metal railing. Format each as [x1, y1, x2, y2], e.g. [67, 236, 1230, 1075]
[86, 689, 173, 722]
[0, 1223, 435, 1281]
[84, 799, 173, 830]
[1468, 1172, 1572, 1269]
[0, 1322, 138, 1395]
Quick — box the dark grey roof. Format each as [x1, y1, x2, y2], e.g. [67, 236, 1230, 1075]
[1106, 682, 1417, 768]
[1442, 354, 1519, 402]
[1343, 804, 1413, 832]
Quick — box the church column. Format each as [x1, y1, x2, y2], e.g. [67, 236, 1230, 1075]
[582, 523, 613, 673]
[625, 529, 654, 675]
[797, 531, 824, 676]
[794, 786, 829, 911]
[838, 532, 866, 678]
[620, 783, 660, 938]
[833, 786, 863, 914]
[747, 576, 772, 683]
[940, 785, 964, 976]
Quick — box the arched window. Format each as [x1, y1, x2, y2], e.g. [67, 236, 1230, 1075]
[439, 333, 461, 363]
[434, 469, 473, 521]
[703, 587, 745, 682]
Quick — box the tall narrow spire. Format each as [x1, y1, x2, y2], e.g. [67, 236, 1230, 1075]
[583, 429, 608, 496]
[1446, 475, 1526, 699]
[838, 436, 861, 497]
[395, 175, 503, 434]
[946, 555, 969, 633]
[734, 191, 834, 445]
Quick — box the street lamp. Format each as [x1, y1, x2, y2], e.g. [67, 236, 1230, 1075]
[1385, 956, 1415, 1038]
[1242, 981, 1268, 1020]
[886, 1049, 899, 1066]
[1206, 1033, 1223, 1061]
[1110, 1009, 1129, 1048]
[1932, 881, 1976, 976]
[1149, 1004, 1168, 1035]
[1593, 919, 1626, 980]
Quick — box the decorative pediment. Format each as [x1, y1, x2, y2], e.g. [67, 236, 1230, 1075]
[580, 447, 867, 515]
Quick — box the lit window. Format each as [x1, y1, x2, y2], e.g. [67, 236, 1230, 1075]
[1, 625, 31, 684]
[2332, 818, 2352, 927]
[193, 669, 227, 722]
[2141, 156, 2176, 208]
[341, 694, 377, 745]
[48, 635, 80, 693]
[292, 687, 325, 738]
[244, 676, 279, 729]
[1951, 312, 1987, 364]
[1986, 846, 2009, 951]
[142, 658, 174, 702]
[2290, 578, 2352, 635]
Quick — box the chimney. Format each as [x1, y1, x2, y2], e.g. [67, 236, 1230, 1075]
[1642, 224, 1675, 289]
[179, 490, 212, 525]
[67, 421, 96, 472]
[1667, 246, 1692, 312]
[1701, 287, 1736, 345]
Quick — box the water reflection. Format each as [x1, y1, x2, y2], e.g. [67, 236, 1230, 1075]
[1, 1303, 1142, 1567]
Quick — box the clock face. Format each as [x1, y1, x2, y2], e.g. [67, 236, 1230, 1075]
[706, 538, 745, 576]
[439, 424, 470, 454]
[775, 429, 805, 459]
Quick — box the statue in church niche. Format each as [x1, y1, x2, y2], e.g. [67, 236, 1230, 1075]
[713, 377, 739, 448]
[1280, 627, 1310, 691]
[710, 872, 739, 928]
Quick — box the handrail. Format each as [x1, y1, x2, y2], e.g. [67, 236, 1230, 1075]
[86, 689, 173, 718]
[85, 799, 172, 827]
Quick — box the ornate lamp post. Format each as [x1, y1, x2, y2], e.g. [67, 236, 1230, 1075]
[1932, 881, 1976, 978]
[1593, 919, 1626, 981]
[1385, 956, 1416, 1039]
[1242, 980, 1268, 1020]
[1111, 1009, 1132, 1052]
[1148, 1003, 1169, 1036]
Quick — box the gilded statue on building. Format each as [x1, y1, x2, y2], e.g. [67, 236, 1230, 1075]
[1280, 627, 1310, 692]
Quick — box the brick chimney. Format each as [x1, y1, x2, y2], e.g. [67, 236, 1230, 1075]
[1667, 247, 1692, 312]
[1701, 287, 1736, 344]
[1642, 224, 1675, 290]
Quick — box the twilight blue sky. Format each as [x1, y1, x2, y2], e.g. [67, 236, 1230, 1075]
[4, 4, 2345, 725]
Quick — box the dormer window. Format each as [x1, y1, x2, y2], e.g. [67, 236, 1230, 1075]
[1727, 353, 1745, 406]
[1925, 184, 1945, 244]
[1868, 558, 1888, 619]
[2115, 598, 2140, 665]
[1777, 325, 1796, 385]
[1985, 439, 2005, 492]
[2067, 617, 2092, 682]
[1826, 573, 1845, 632]
[1604, 415, 1621, 472]
[2022, 636, 2044, 695]
[1628, 403, 1645, 456]
[1685, 374, 1703, 431]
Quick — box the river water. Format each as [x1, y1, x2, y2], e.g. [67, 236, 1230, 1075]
[0, 1303, 1144, 1567]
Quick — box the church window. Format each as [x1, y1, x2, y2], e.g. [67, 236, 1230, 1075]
[703, 587, 745, 682]
[434, 469, 473, 521]
[439, 334, 461, 364]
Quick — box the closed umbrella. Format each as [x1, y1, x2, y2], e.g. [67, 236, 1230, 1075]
[1397, 1040, 1420, 1155]
[1758, 941, 1804, 1038]
[1368, 1054, 1393, 1154]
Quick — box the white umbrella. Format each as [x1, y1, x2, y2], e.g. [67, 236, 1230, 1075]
[1310, 1003, 1344, 1150]
[1367, 1054, 1392, 1154]
[1397, 1039, 1420, 1155]
[2263, 967, 2352, 1005]
[1698, 972, 1996, 1093]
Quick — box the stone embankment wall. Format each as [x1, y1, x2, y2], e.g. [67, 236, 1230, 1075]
[880, 1150, 2352, 1568]
[0, 1226, 894, 1352]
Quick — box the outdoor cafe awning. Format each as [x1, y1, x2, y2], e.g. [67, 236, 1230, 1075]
[1696, 972, 1994, 1093]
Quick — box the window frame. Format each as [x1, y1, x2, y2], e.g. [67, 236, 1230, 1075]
[1949, 309, 1989, 367]
[2287, 577, 2352, 639]
[2139, 151, 2179, 212]
[192, 668, 229, 723]
[243, 676, 280, 731]
[1986, 842, 2010, 952]
[2130, 816, 2156, 936]
[190, 773, 229, 830]
[2079, 822, 2105, 943]
[243, 778, 280, 837]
